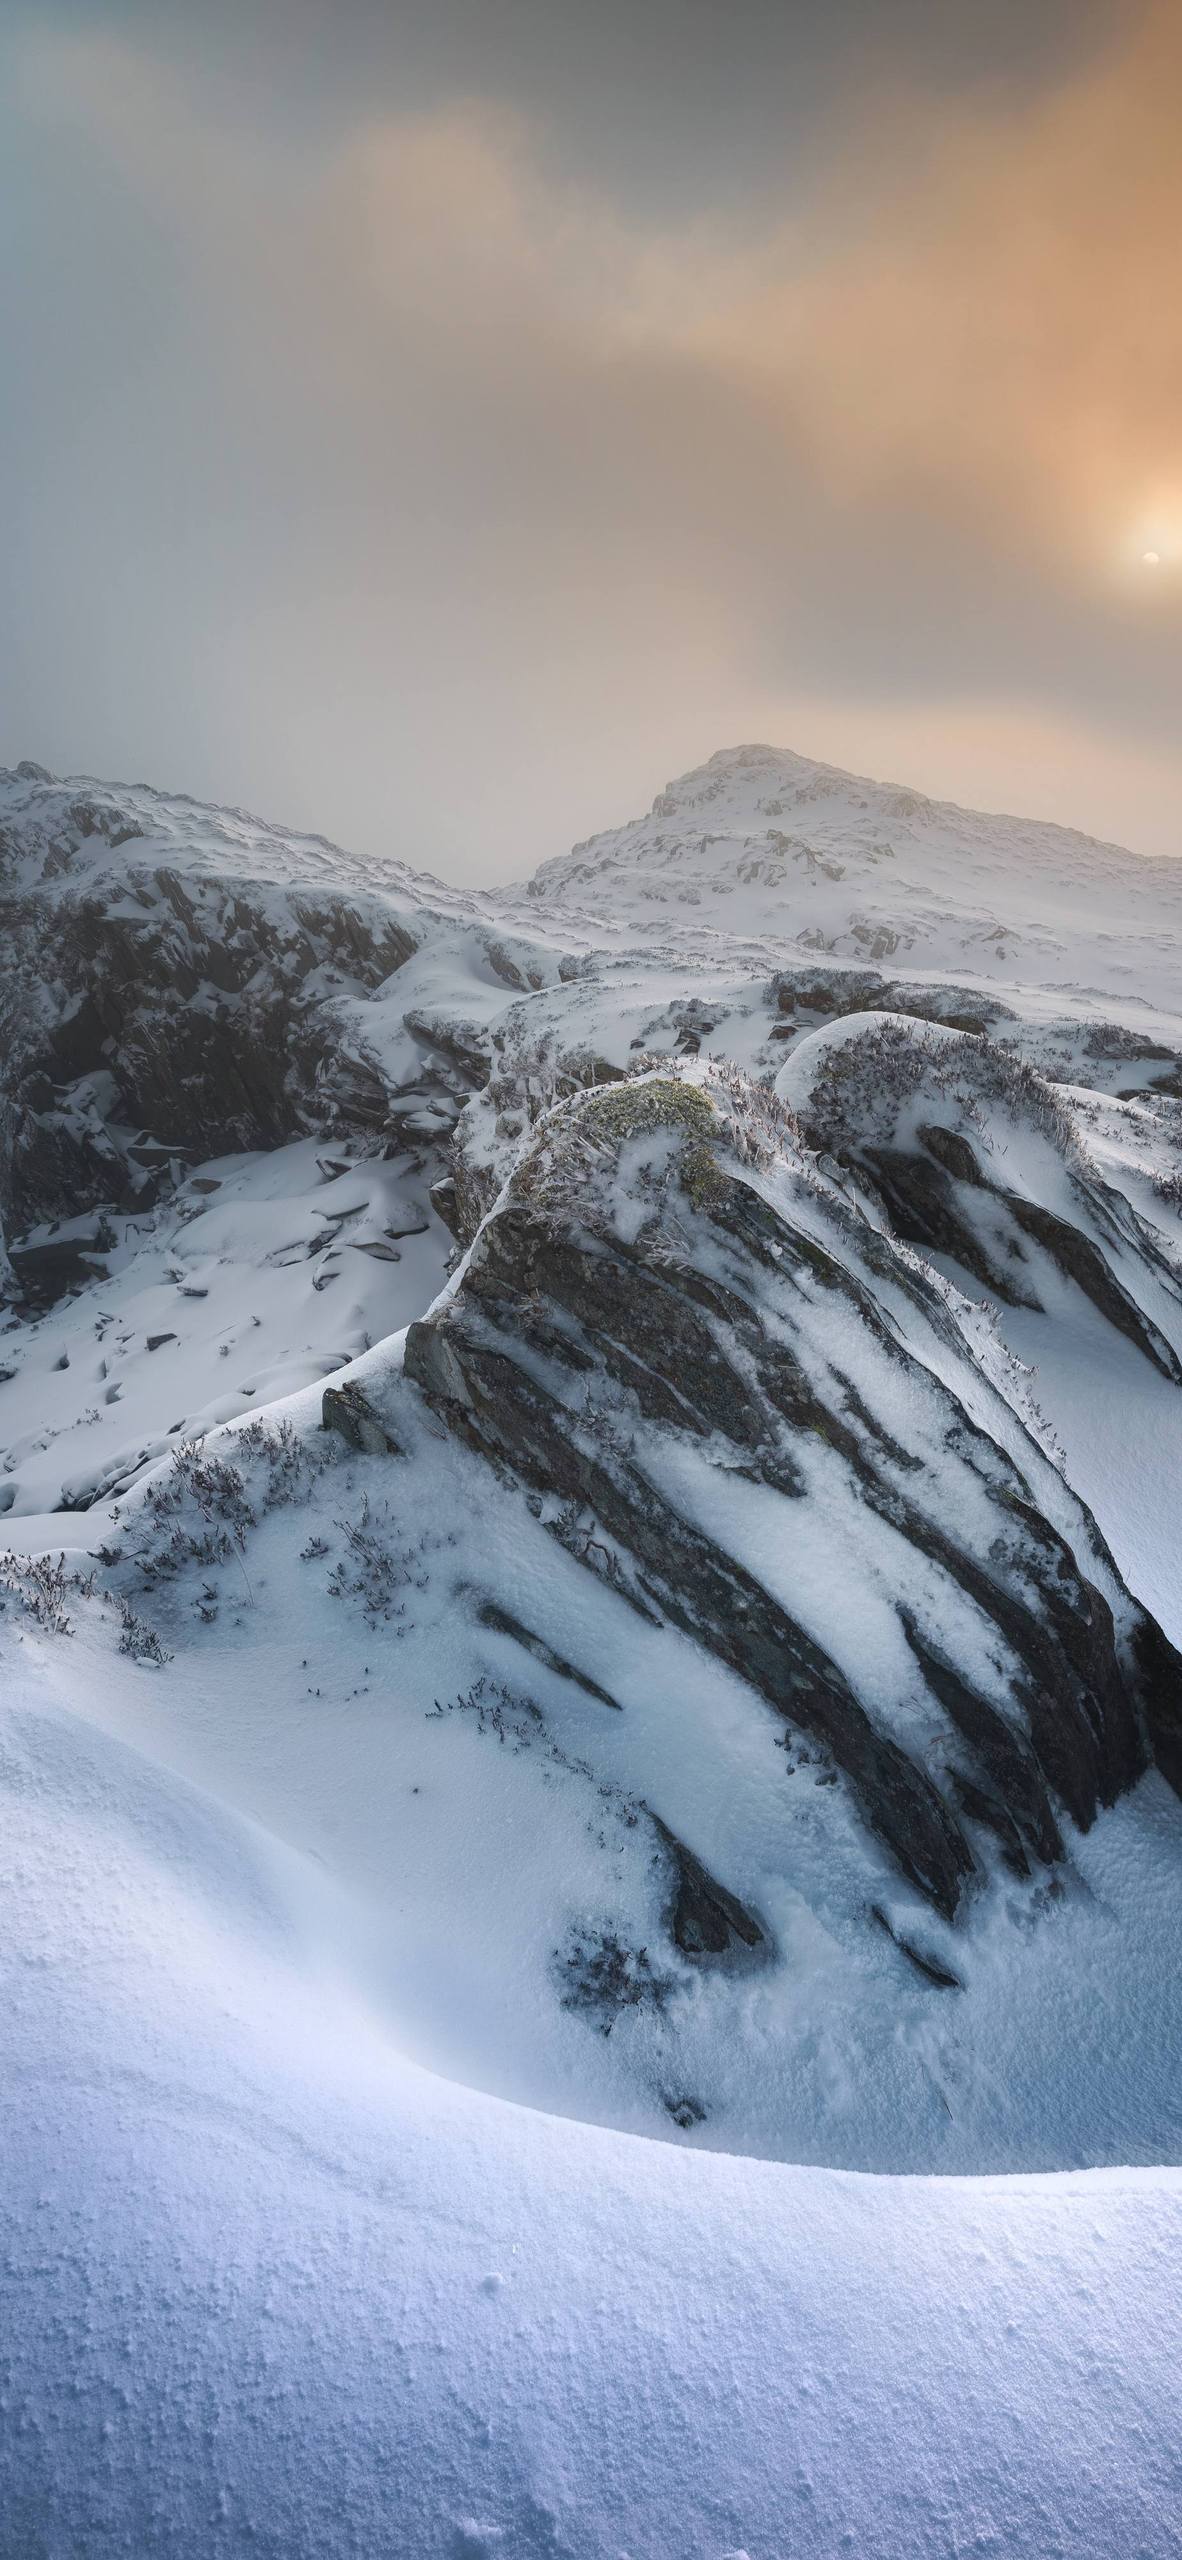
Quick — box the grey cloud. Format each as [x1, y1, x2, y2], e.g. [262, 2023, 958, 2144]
[1, 4, 1179, 880]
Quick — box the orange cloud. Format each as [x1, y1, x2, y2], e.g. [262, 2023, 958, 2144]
[7, 9, 1181, 877]
[668, 0, 1182, 584]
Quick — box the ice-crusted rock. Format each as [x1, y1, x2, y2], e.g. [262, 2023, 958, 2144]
[406, 1064, 1182, 1919]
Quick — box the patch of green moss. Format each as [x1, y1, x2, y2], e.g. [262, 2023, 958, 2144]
[579, 1077, 718, 1147]
[580, 1077, 727, 1209]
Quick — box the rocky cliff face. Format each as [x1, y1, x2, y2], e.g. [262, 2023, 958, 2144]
[3, 762, 1180, 1917]
[0, 766, 549, 1291]
[786, 1017, 1182, 1360]
[404, 1067, 1181, 1925]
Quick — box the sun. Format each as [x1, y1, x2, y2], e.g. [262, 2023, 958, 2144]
[1116, 512, 1179, 580]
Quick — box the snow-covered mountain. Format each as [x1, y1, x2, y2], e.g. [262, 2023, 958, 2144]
[524, 740, 1182, 1018]
[4, 747, 1182, 2553]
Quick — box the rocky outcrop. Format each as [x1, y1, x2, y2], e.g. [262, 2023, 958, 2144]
[24, 872, 417, 1156]
[784, 1016, 1182, 1382]
[0, 768, 493, 1285]
[321, 1380, 402, 1456]
[406, 1069, 1182, 1921]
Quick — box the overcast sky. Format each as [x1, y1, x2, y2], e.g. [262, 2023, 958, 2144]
[2, 0, 1179, 882]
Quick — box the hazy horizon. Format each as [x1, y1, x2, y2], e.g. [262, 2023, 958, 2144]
[3, 0, 1180, 884]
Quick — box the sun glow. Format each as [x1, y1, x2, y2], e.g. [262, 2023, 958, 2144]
[1120, 500, 1182, 578]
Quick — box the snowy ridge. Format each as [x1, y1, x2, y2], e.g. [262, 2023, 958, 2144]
[522, 742, 1182, 1017]
[0, 756, 470, 908]
[3, 744, 1182, 2553]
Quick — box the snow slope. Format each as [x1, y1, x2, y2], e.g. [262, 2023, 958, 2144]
[5, 1653, 1182, 2560]
[777, 1011, 1182, 1647]
[523, 740, 1182, 1024]
[0, 1138, 451, 1517]
[3, 744, 1182, 2553]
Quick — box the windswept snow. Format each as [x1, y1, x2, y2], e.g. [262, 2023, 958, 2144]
[5, 1621, 1182, 2557]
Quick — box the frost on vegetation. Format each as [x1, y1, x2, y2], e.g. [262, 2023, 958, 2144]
[554, 1925, 676, 2036]
[0, 1548, 92, 1636]
[453, 1023, 599, 1236]
[0, 1547, 173, 1661]
[458, 1028, 804, 1246]
[511, 1062, 802, 1232]
[106, 1414, 325, 1628]
[235, 1413, 324, 1506]
[801, 1018, 1080, 1164]
[426, 1681, 651, 1881]
[115, 1595, 172, 1664]
[115, 1415, 321, 1573]
[426, 1675, 543, 1750]
[325, 1491, 440, 1628]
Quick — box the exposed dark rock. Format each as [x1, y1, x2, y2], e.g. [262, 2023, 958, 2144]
[796, 1019, 1182, 1381]
[652, 1819, 764, 1957]
[918, 1124, 985, 1186]
[1133, 1616, 1182, 1799]
[862, 1142, 1182, 1379]
[428, 1175, 463, 1240]
[403, 1013, 490, 1085]
[864, 1146, 1039, 1307]
[871, 1906, 962, 1990]
[769, 966, 1013, 1038]
[404, 1075, 1177, 1920]
[321, 1380, 402, 1456]
[1007, 1197, 1182, 1381]
[0, 790, 438, 1242]
[474, 1597, 622, 1709]
[8, 1230, 111, 1308]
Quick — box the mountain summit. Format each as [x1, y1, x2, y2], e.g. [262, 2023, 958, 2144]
[523, 741, 1182, 1007]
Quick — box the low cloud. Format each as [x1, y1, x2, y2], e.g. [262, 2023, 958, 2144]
[3, 8, 1180, 875]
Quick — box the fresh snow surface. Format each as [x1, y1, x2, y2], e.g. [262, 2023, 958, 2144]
[0, 1139, 452, 1517]
[6, 1641, 1182, 2559]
